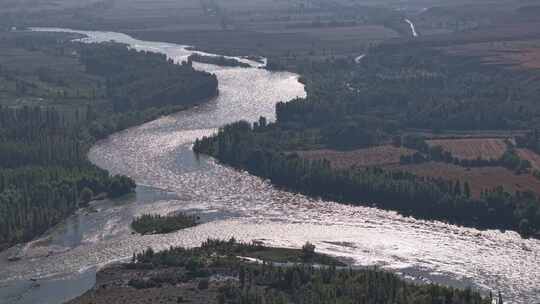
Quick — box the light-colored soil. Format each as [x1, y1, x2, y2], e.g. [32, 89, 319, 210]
[388, 162, 540, 198]
[296, 145, 415, 169]
[516, 148, 540, 170]
[426, 138, 508, 160]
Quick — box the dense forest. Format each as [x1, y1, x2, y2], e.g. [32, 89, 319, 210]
[127, 239, 491, 304]
[194, 43, 540, 239]
[0, 32, 218, 250]
[274, 45, 540, 134]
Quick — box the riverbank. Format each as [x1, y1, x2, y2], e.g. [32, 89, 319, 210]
[65, 241, 346, 304]
[67, 240, 490, 304]
[2, 29, 539, 304]
[0, 29, 219, 253]
[187, 53, 251, 68]
[193, 37, 540, 240]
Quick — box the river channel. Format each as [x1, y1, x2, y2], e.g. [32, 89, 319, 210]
[0, 29, 539, 304]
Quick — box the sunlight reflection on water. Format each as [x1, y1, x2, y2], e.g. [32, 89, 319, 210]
[0, 29, 539, 304]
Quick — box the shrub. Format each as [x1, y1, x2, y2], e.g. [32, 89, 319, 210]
[79, 187, 94, 206]
[301, 242, 316, 261]
[198, 279, 210, 290]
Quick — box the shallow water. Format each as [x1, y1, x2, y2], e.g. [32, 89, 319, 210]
[0, 29, 539, 304]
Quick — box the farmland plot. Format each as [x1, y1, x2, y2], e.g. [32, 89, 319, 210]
[426, 138, 508, 160]
[297, 145, 415, 170]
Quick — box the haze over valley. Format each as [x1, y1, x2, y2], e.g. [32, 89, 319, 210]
[1, 1, 540, 303]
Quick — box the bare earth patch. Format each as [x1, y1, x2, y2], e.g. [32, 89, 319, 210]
[388, 162, 540, 198]
[66, 265, 221, 304]
[516, 148, 540, 170]
[426, 138, 508, 160]
[296, 145, 415, 170]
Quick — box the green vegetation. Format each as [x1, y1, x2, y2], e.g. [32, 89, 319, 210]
[188, 53, 251, 68]
[131, 238, 344, 269]
[276, 45, 540, 133]
[400, 136, 532, 174]
[131, 213, 199, 235]
[194, 122, 540, 238]
[126, 238, 490, 304]
[517, 130, 540, 155]
[216, 265, 489, 304]
[237, 240, 344, 266]
[194, 42, 540, 239]
[0, 31, 218, 250]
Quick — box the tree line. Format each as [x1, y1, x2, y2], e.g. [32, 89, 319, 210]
[131, 212, 199, 235]
[399, 135, 532, 174]
[0, 34, 219, 250]
[129, 238, 491, 304]
[194, 121, 540, 239]
[273, 44, 540, 138]
[193, 43, 540, 240]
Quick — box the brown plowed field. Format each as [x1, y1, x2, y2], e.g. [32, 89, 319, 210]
[426, 138, 508, 160]
[388, 162, 540, 198]
[296, 145, 415, 170]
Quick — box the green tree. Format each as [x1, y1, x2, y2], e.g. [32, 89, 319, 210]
[80, 187, 94, 206]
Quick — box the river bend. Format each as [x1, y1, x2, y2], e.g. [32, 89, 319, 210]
[0, 29, 538, 304]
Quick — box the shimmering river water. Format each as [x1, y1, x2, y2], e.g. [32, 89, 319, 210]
[0, 29, 538, 304]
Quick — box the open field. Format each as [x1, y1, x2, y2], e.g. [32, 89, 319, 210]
[426, 138, 508, 160]
[0, 0, 409, 61]
[388, 162, 540, 198]
[296, 145, 415, 170]
[296, 139, 540, 199]
[130, 25, 391, 60]
[442, 39, 540, 70]
[4, 0, 540, 63]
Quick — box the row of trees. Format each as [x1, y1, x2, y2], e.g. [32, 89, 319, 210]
[131, 212, 198, 235]
[194, 121, 540, 238]
[129, 239, 491, 304]
[273, 43, 540, 137]
[400, 135, 532, 173]
[188, 44, 540, 240]
[80, 43, 218, 111]
[187, 53, 251, 68]
[219, 264, 490, 304]
[0, 165, 134, 247]
[0, 36, 219, 249]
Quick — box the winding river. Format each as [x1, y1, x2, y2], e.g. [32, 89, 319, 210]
[405, 19, 419, 37]
[0, 29, 539, 304]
